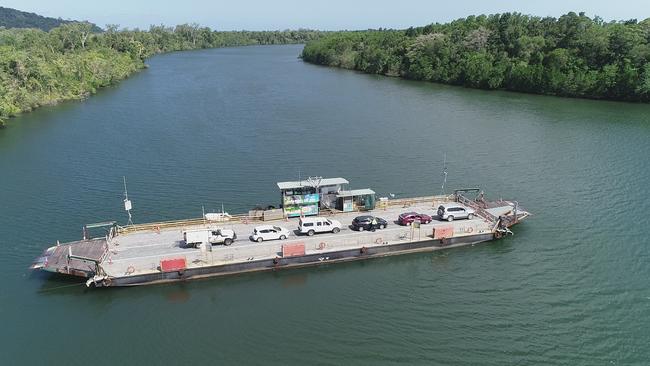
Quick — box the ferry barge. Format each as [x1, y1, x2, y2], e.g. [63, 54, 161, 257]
[31, 178, 529, 288]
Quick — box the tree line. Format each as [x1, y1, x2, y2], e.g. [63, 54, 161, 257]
[0, 23, 324, 125]
[301, 12, 650, 102]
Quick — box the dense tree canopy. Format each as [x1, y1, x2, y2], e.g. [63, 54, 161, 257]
[301, 13, 650, 102]
[0, 23, 324, 124]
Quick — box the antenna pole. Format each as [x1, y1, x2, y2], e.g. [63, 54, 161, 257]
[440, 153, 448, 196]
[123, 176, 133, 225]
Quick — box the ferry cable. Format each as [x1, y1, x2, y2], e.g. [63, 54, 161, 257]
[38, 282, 86, 292]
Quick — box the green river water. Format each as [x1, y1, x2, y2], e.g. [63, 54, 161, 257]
[1, 44, 649, 365]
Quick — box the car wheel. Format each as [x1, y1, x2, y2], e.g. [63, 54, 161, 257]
[381, 224, 387, 229]
[224, 238, 233, 246]
[358, 226, 364, 232]
[308, 230, 315, 236]
[447, 216, 454, 222]
[256, 237, 263, 243]
[332, 227, 340, 234]
[280, 235, 287, 240]
[468, 214, 474, 220]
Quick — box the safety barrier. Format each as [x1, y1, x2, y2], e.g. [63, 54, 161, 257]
[116, 214, 263, 235]
[385, 195, 454, 208]
[115, 195, 456, 236]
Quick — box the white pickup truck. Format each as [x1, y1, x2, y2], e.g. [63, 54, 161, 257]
[183, 228, 236, 247]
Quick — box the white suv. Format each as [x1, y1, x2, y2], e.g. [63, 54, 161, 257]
[298, 217, 342, 236]
[437, 204, 476, 222]
[251, 225, 291, 243]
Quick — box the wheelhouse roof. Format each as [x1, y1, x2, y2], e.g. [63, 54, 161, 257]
[277, 177, 349, 190]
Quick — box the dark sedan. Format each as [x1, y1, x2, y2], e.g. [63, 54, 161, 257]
[351, 216, 388, 231]
[397, 212, 432, 225]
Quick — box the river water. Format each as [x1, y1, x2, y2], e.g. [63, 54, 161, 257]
[1, 44, 649, 365]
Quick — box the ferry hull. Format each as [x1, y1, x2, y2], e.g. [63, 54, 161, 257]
[100, 233, 495, 287]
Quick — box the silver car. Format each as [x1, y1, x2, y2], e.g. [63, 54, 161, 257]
[437, 204, 476, 222]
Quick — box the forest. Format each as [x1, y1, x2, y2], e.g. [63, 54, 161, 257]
[0, 23, 323, 125]
[301, 12, 650, 102]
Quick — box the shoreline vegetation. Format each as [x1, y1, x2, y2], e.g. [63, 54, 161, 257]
[0, 23, 324, 126]
[301, 12, 650, 103]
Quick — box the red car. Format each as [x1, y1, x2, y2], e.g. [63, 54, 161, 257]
[398, 212, 432, 225]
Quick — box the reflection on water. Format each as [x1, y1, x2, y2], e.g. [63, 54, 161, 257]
[280, 272, 308, 288]
[165, 285, 192, 303]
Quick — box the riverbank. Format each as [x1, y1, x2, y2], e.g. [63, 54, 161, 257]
[0, 24, 323, 126]
[301, 12, 650, 102]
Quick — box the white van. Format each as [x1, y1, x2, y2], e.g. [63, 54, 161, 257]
[298, 217, 342, 236]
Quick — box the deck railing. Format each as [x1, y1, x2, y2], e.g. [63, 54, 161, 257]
[116, 213, 263, 235]
[115, 195, 456, 235]
[380, 194, 454, 209]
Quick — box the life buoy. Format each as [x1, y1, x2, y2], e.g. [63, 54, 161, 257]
[126, 266, 135, 274]
[273, 257, 279, 265]
[103, 277, 112, 287]
[375, 238, 383, 244]
[466, 227, 474, 234]
[318, 242, 326, 250]
[360, 246, 368, 254]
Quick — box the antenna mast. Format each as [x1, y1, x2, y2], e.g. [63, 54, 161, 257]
[440, 153, 448, 195]
[123, 176, 133, 225]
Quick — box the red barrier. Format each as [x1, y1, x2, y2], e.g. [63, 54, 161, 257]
[282, 243, 305, 257]
[433, 226, 454, 240]
[161, 257, 186, 272]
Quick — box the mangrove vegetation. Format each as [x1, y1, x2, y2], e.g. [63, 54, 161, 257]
[301, 12, 650, 102]
[0, 22, 323, 125]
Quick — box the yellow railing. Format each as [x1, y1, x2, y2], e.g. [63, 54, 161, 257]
[116, 195, 456, 235]
[116, 213, 262, 235]
[382, 194, 454, 208]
